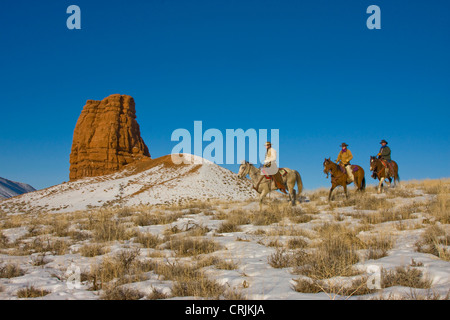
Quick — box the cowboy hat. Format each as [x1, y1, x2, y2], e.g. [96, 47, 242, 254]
[265, 142, 272, 146]
[340, 143, 348, 147]
[380, 140, 388, 144]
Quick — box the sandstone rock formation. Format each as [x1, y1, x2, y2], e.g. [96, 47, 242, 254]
[69, 94, 150, 180]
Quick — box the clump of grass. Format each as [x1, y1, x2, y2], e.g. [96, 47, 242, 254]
[133, 211, 183, 227]
[151, 260, 225, 298]
[93, 218, 135, 242]
[167, 237, 221, 257]
[294, 224, 362, 279]
[100, 286, 144, 300]
[89, 248, 152, 290]
[0, 232, 10, 248]
[268, 248, 295, 268]
[293, 277, 378, 297]
[362, 233, 395, 260]
[0, 263, 25, 278]
[425, 189, 450, 224]
[416, 225, 450, 261]
[16, 286, 51, 298]
[287, 237, 308, 249]
[49, 217, 71, 237]
[355, 195, 390, 211]
[217, 221, 242, 233]
[250, 209, 282, 226]
[78, 243, 110, 257]
[134, 232, 163, 249]
[147, 287, 169, 300]
[382, 266, 432, 289]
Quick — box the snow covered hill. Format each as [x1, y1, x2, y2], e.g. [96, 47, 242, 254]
[0, 177, 35, 200]
[0, 154, 257, 214]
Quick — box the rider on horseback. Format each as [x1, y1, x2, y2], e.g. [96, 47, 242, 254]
[255, 142, 287, 193]
[377, 139, 395, 177]
[336, 143, 354, 183]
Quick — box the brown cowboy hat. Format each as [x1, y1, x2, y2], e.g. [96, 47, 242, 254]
[340, 143, 348, 147]
[380, 140, 388, 144]
[265, 142, 272, 146]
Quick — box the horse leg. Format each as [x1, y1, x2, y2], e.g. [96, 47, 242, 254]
[387, 178, 392, 188]
[378, 177, 385, 194]
[259, 188, 269, 211]
[356, 175, 362, 191]
[328, 185, 336, 202]
[289, 187, 296, 206]
[343, 184, 349, 200]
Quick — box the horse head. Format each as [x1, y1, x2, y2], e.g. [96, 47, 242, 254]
[323, 157, 332, 178]
[369, 156, 377, 172]
[237, 160, 250, 179]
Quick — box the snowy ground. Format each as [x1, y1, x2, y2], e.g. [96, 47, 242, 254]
[0, 154, 257, 214]
[0, 178, 449, 300]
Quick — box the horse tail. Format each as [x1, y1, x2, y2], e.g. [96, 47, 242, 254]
[394, 161, 400, 183]
[295, 170, 303, 198]
[361, 176, 366, 191]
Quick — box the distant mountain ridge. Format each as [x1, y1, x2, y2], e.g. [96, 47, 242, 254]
[0, 177, 36, 200]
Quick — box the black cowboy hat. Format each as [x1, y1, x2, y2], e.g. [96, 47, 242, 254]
[380, 140, 388, 144]
[340, 143, 348, 147]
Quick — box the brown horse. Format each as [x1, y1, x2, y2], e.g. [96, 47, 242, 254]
[369, 156, 400, 193]
[323, 158, 366, 201]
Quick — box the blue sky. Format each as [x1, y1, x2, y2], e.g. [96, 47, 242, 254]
[0, 0, 449, 191]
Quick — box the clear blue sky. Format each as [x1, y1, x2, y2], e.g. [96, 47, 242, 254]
[0, 0, 449, 191]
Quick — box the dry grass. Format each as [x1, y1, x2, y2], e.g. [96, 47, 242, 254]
[382, 266, 433, 289]
[88, 248, 153, 290]
[100, 286, 144, 300]
[293, 224, 362, 279]
[0, 262, 25, 278]
[361, 233, 395, 260]
[416, 225, 450, 261]
[166, 237, 221, 257]
[151, 260, 227, 298]
[78, 243, 110, 257]
[134, 232, 163, 249]
[93, 218, 135, 242]
[16, 286, 51, 298]
[293, 277, 377, 298]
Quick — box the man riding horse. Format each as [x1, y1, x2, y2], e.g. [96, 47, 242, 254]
[336, 143, 354, 183]
[255, 142, 288, 193]
[375, 139, 395, 178]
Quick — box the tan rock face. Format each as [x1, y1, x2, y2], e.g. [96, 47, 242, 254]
[69, 94, 151, 180]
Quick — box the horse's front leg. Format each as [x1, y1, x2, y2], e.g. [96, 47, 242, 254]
[259, 188, 269, 211]
[328, 185, 336, 202]
[378, 177, 385, 194]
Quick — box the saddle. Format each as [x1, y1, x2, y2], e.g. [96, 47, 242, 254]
[257, 169, 288, 194]
[338, 164, 359, 173]
[380, 160, 395, 177]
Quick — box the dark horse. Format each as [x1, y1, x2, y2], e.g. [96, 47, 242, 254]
[369, 156, 400, 193]
[323, 158, 366, 201]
